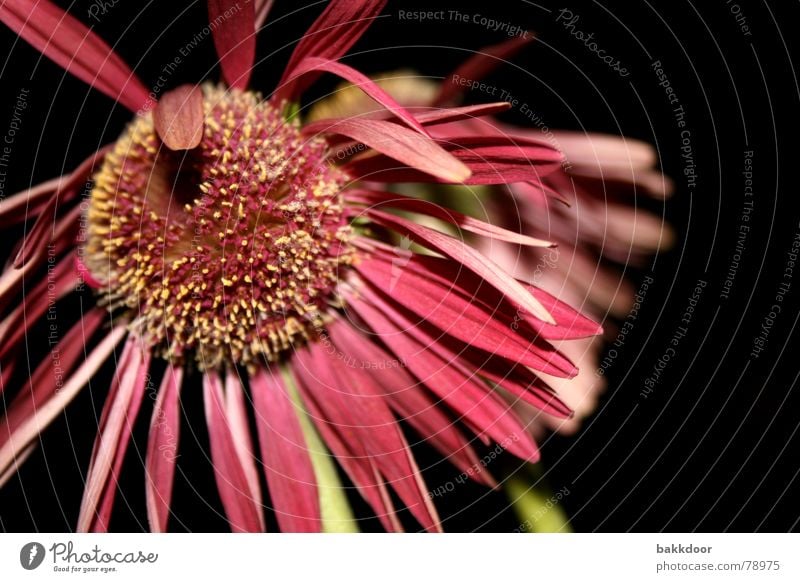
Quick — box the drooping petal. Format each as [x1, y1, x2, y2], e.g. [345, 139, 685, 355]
[203, 372, 265, 532]
[351, 278, 573, 417]
[282, 57, 427, 134]
[145, 365, 183, 533]
[278, 0, 388, 100]
[354, 258, 575, 377]
[328, 320, 491, 485]
[0, 0, 149, 112]
[291, 350, 404, 532]
[346, 189, 553, 247]
[0, 310, 115, 478]
[303, 117, 470, 182]
[250, 368, 321, 532]
[435, 34, 535, 106]
[153, 84, 204, 150]
[77, 334, 151, 532]
[345, 292, 540, 462]
[208, 0, 256, 89]
[295, 340, 441, 532]
[362, 210, 556, 324]
[345, 134, 563, 185]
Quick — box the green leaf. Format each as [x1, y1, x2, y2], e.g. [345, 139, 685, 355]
[280, 366, 358, 533]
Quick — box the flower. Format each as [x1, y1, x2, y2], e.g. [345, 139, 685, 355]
[0, 0, 609, 532]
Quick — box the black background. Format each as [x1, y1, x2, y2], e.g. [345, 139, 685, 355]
[1, 0, 799, 532]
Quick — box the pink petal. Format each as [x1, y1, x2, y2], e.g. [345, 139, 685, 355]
[290, 354, 404, 532]
[363, 210, 556, 324]
[0, 310, 112, 478]
[345, 293, 540, 462]
[208, 0, 256, 89]
[13, 147, 109, 269]
[304, 117, 470, 182]
[0, 0, 149, 112]
[77, 335, 151, 532]
[354, 258, 575, 377]
[328, 320, 491, 485]
[145, 365, 183, 533]
[278, 0, 387, 100]
[435, 34, 535, 105]
[250, 368, 321, 532]
[347, 189, 553, 247]
[412, 102, 512, 126]
[346, 134, 563, 185]
[203, 372, 265, 532]
[281, 57, 427, 134]
[295, 341, 441, 532]
[152, 84, 204, 150]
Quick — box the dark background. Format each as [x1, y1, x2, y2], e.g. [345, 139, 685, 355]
[1, 0, 798, 532]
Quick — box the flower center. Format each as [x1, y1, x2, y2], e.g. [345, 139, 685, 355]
[84, 85, 353, 370]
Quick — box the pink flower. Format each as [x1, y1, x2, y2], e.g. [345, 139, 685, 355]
[0, 0, 607, 532]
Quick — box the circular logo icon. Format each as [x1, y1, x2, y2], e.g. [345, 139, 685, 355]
[19, 542, 46, 570]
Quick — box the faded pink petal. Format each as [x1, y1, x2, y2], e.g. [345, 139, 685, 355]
[303, 117, 470, 182]
[145, 365, 183, 533]
[78, 335, 151, 532]
[203, 372, 265, 532]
